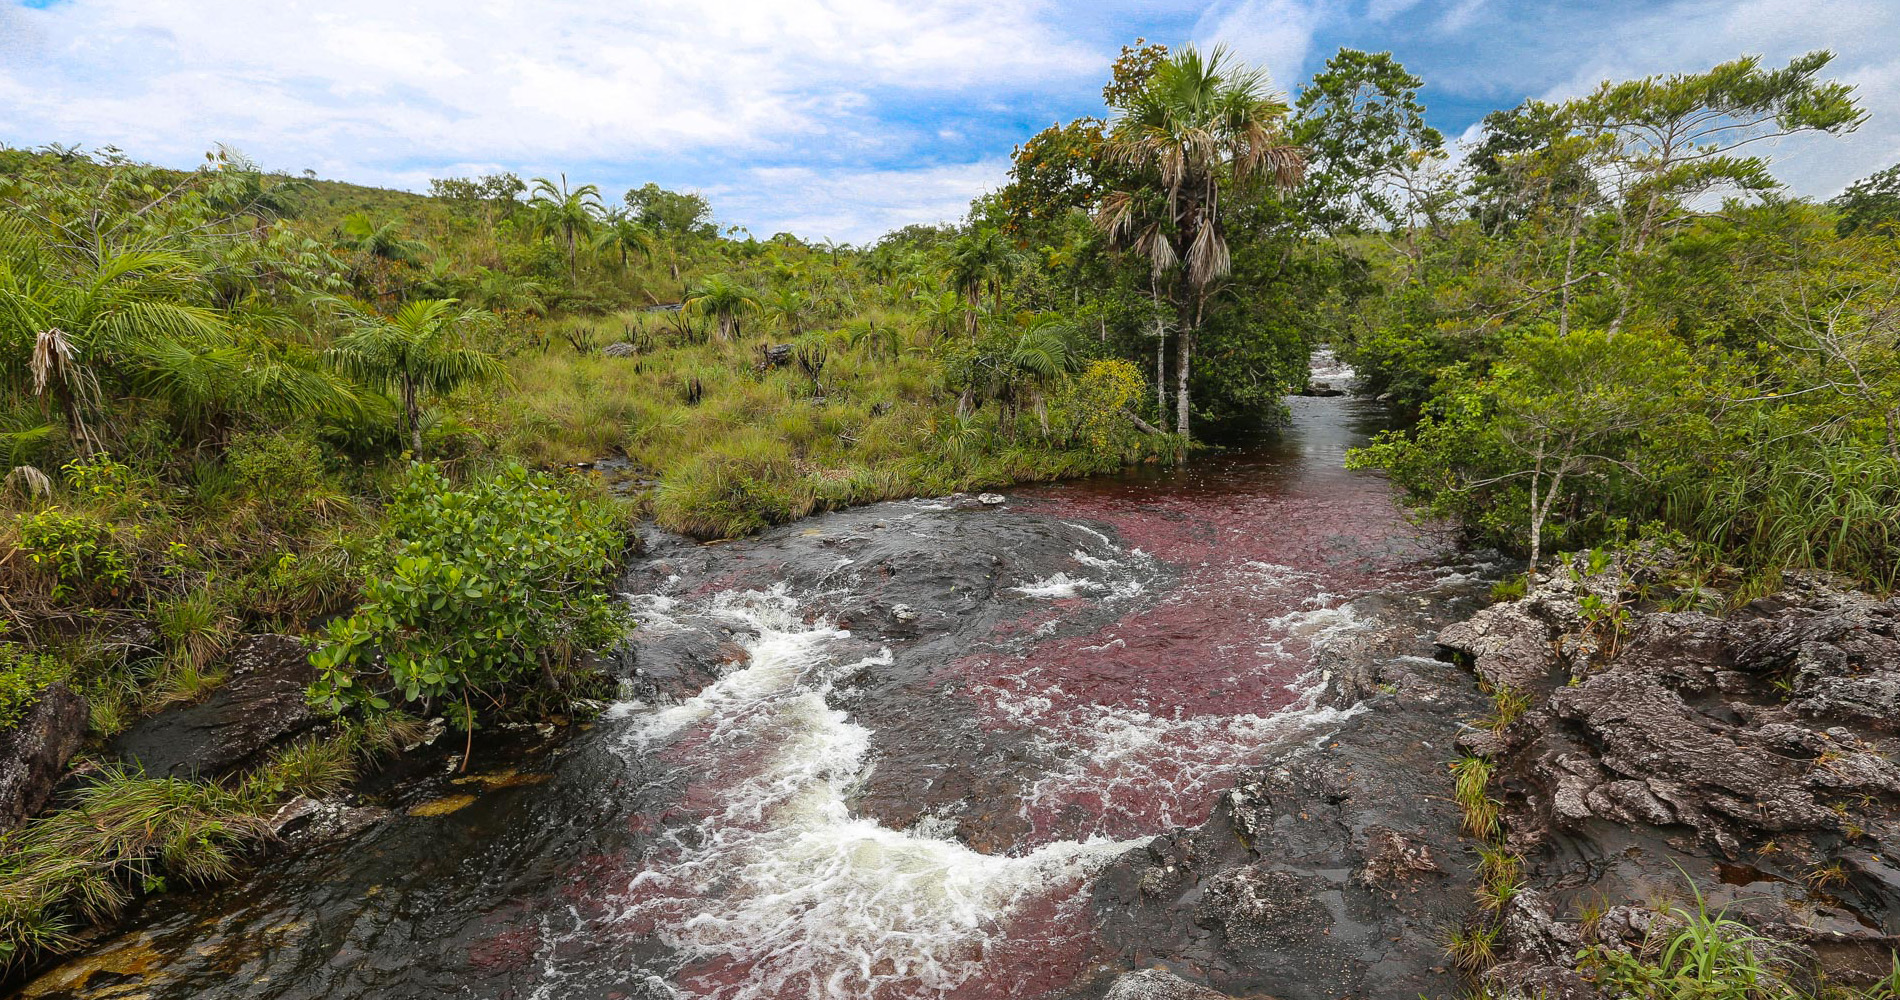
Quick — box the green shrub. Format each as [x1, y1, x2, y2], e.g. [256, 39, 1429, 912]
[308, 463, 629, 722]
[14, 507, 133, 601]
[225, 430, 335, 512]
[0, 646, 69, 730]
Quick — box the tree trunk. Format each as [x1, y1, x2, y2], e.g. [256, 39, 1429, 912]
[1155, 316, 1167, 418]
[1175, 325, 1193, 451]
[1528, 459, 1566, 581]
[1559, 202, 1584, 338]
[404, 378, 423, 456]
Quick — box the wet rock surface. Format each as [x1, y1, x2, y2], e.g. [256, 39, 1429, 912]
[623, 499, 1156, 853]
[1080, 638, 1487, 1000]
[110, 634, 321, 779]
[1435, 559, 1900, 993]
[0, 683, 88, 831]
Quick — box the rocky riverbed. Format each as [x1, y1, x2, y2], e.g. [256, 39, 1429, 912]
[15, 386, 1900, 1000]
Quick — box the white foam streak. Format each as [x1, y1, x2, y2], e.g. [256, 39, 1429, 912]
[608, 587, 1134, 1000]
[1009, 572, 1104, 599]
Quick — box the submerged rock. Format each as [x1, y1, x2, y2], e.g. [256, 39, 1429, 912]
[1101, 968, 1233, 1000]
[1091, 651, 1485, 1000]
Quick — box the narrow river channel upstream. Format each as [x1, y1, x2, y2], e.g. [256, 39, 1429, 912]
[20, 355, 1498, 1000]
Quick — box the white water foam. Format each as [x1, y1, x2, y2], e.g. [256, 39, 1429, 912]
[994, 594, 1375, 841]
[599, 588, 1138, 1000]
[1010, 572, 1106, 599]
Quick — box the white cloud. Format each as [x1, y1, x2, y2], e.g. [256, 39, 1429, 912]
[1191, 0, 1331, 92]
[0, 0, 1101, 240]
[1465, 0, 1900, 197]
[727, 159, 1011, 244]
[1433, 0, 1486, 35]
[1364, 0, 1423, 23]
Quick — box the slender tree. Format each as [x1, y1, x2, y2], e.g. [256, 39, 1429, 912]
[331, 299, 503, 455]
[527, 175, 604, 279]
[1095, 45, 1306, 448]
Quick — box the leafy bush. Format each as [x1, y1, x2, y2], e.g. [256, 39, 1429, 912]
[308, 463, 629, 721]
[225, 430, 342, 526]
[14, 507, 134, 601]
[0, 645, 69, 731]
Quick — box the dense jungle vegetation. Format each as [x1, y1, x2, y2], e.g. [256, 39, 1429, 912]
[0, 36, 1895, 979]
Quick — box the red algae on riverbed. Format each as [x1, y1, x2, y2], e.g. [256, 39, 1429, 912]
[935, 395, 1451, 845]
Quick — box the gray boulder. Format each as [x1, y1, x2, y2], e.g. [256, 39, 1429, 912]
[0, 683, 88, 830]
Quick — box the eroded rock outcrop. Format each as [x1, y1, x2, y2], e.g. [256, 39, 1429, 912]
[1436, 559, 1900, 993]
[111, 633, 320, 778]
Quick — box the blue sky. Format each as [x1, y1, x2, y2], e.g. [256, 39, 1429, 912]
[2, 0, 1897, 242]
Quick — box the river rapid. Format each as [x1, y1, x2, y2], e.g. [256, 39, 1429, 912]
[18, 354, 1497, 1000]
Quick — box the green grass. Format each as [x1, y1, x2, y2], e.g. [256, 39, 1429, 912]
[462, 312, 1166, 539]
[0, 729, 370, 971]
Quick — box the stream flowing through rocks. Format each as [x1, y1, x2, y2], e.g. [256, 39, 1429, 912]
[18, 354, 1502, 1000]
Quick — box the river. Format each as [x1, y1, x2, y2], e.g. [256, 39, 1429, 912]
[18, 353, 1496, 1000]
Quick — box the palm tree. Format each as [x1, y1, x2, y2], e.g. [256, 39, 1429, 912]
[601, 209, 656, 271]
[913, 288, 965, 343]
[527, 175, 604, 278]
[761, 286, 815, 337]
[682, 274, 760, 342]
[331, 299, 504, 455]
[1005, 320, 1075, 439]
[1095, 44, 1305, 446]
[946, 227, 1020, 337]
[0, 229, 225, 454]
[339, 213, 430, 266]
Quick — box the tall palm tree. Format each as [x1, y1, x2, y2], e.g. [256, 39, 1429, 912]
[331, 298, 504, 455]
[1095, 44, 1305, 446]
[682, 274, 760, 342]
[946, 227, 1020, 338]
[527, 175, 604, 278]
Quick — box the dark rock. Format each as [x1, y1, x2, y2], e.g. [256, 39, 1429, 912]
[111, 634, 321, 779]
[1093, 652, 1487, 1000]
[1356, 828, 1445, 892]
[0, 683, 88, 830]
[1436, 600, 1562, 692]
[760, 344, 794, 367]
[1436, 557, 1900, 990]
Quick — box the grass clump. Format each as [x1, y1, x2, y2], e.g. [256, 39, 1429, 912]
[0, 766, 270, 966]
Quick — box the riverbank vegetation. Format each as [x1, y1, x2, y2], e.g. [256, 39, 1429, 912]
[1333, 52, 1900, 593]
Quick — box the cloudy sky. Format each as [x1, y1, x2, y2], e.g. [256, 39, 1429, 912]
[2, 0, 1896, 242]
